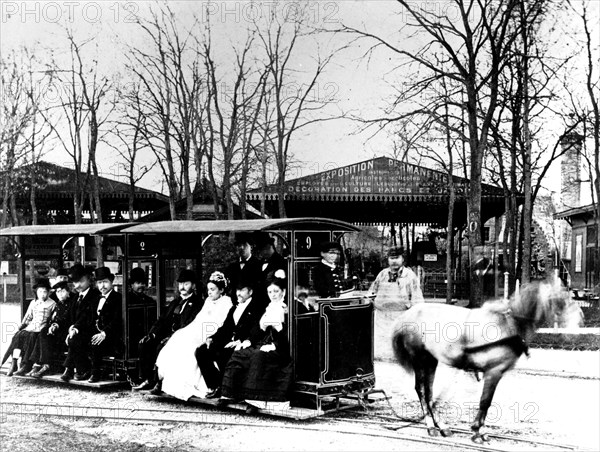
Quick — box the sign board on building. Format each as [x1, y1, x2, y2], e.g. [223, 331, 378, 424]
[424, 254, 438, 262]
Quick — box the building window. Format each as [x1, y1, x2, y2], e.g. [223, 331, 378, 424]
[483, 227, 490, 242]
[575, 234, 583, 273]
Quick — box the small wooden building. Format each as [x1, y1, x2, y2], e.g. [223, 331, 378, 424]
[555, 203, 599, 289]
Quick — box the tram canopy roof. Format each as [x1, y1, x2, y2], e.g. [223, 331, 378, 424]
[247, 157, 511, 226]
[0, 223, 137, 237]
[0, 218, 360, 237]
[121, 218, 360, 234]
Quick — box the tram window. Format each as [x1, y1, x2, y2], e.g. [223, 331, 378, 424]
[295, 262, 320, 300]
[201, 234, 237, 283]
[295, 231, 330, 258]
[127, 262, 157, 300]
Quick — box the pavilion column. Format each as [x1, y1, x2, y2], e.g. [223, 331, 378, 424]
[494, 215, 501, 298]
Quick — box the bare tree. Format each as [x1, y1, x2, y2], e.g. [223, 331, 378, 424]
[338, 0, 521, 305]
[258, 8, 338, 218]
[110, 81, 157, 221]
[0, 50, 38, 228]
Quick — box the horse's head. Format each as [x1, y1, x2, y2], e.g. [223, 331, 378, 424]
[512, 278, 577, 328]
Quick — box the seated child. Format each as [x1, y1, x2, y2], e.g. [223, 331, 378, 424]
[1, 278, 56, 376]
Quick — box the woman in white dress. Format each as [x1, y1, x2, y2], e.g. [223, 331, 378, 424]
[155, 271, 233, 400]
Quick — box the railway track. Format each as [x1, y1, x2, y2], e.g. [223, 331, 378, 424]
[1, 400, 591, 451]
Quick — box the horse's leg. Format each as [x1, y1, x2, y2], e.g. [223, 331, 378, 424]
[414, 353, 448, 437]
[414, 364, 439, 437]
[471, 366, 507, 444]
[423, 361, 452, 437]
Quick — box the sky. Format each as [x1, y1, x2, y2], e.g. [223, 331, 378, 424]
[1, 0, 598, 204]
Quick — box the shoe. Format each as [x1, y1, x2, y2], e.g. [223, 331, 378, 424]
[149, 382, 162, 396]
[88, 373, 101, 383]
[205, 387, 221, 399]
[32, 364, 51, 378]
[26, 364, 41, 377]
[245, 405, 259, 415]
[132, 380, 154, 391]
[74, 370, 91, 381]
[13, 365, 31, 376]
[6, 358, 18, 377]
[216, 398, 233, 408]
[60, 368, 74, 381]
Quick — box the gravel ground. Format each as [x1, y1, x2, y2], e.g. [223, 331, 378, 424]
[1, 360, 599, 452]
[2, 302, 599, 451]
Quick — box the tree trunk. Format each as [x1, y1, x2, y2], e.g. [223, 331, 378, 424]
[520, 0, 532, 284]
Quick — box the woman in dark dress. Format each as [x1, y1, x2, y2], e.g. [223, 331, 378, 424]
[220, 273, 292, 413]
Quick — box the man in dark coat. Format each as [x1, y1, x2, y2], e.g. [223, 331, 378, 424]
[195, 276, 265, 398]
[313, 241, 344, 299]
[254, 233, 287, 308]
[224, 233, 262, 299]
[133, 269, 203, 391]
[88, 266, 123, 383]
[127, 267, 156, 380]
[62, 264, 102, 381]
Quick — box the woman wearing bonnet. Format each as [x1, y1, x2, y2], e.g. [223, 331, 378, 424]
[219, 270, 293, 413]
[155, 271, 233, 400]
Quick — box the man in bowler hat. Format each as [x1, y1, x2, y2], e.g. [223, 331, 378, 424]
[62, 264, 102, 381]
[133, 269, 203, 391]
[313, 241, 344, 299]
[88, 266, 123, 383]
[195, 276, 265, 399]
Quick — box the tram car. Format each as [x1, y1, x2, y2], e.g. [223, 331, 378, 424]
[0, 218, 379, 417]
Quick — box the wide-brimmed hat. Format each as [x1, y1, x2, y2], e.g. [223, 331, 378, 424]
[52, 280, 70, 291]
[33, 278, 51, 291]
[319, 241, 342, 253]
[129, 267, 147, 284]
[94, 266, 115, 282]
[176, 269, 197, 283]
[68, 264, 93, 281]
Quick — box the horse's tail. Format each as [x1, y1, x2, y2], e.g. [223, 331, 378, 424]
[391, 322, 414, 374]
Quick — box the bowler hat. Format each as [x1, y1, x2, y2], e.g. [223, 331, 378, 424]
[234, 232, 254, 246]
[235, 275, 255, 291]
[254, 233, 275, 248]
[176, 269, 197, 283]
[56, 268, 69, 277]
[32, 278, 51, 291]
[68, 264, 93, 281]
[52, 280, 70, 291]
[387, 247, 405, 258]
[320, 241, 342, 253]
[94, 266, 115, 282]
[129, 267, 147, 284]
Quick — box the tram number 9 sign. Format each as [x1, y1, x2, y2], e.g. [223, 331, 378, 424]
[128, 236, 157, 257]
[295, 231, 331, 258]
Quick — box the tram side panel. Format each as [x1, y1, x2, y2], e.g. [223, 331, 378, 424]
[294, 298, 375, 397]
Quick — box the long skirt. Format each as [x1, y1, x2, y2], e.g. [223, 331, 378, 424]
[222, 347, 292, 402]
[1, 330, 39, 365]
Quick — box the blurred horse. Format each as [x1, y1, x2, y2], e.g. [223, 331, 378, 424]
[391, 278, 576, 443]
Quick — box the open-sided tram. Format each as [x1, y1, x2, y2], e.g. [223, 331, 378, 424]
[0, 218, 378, 416]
